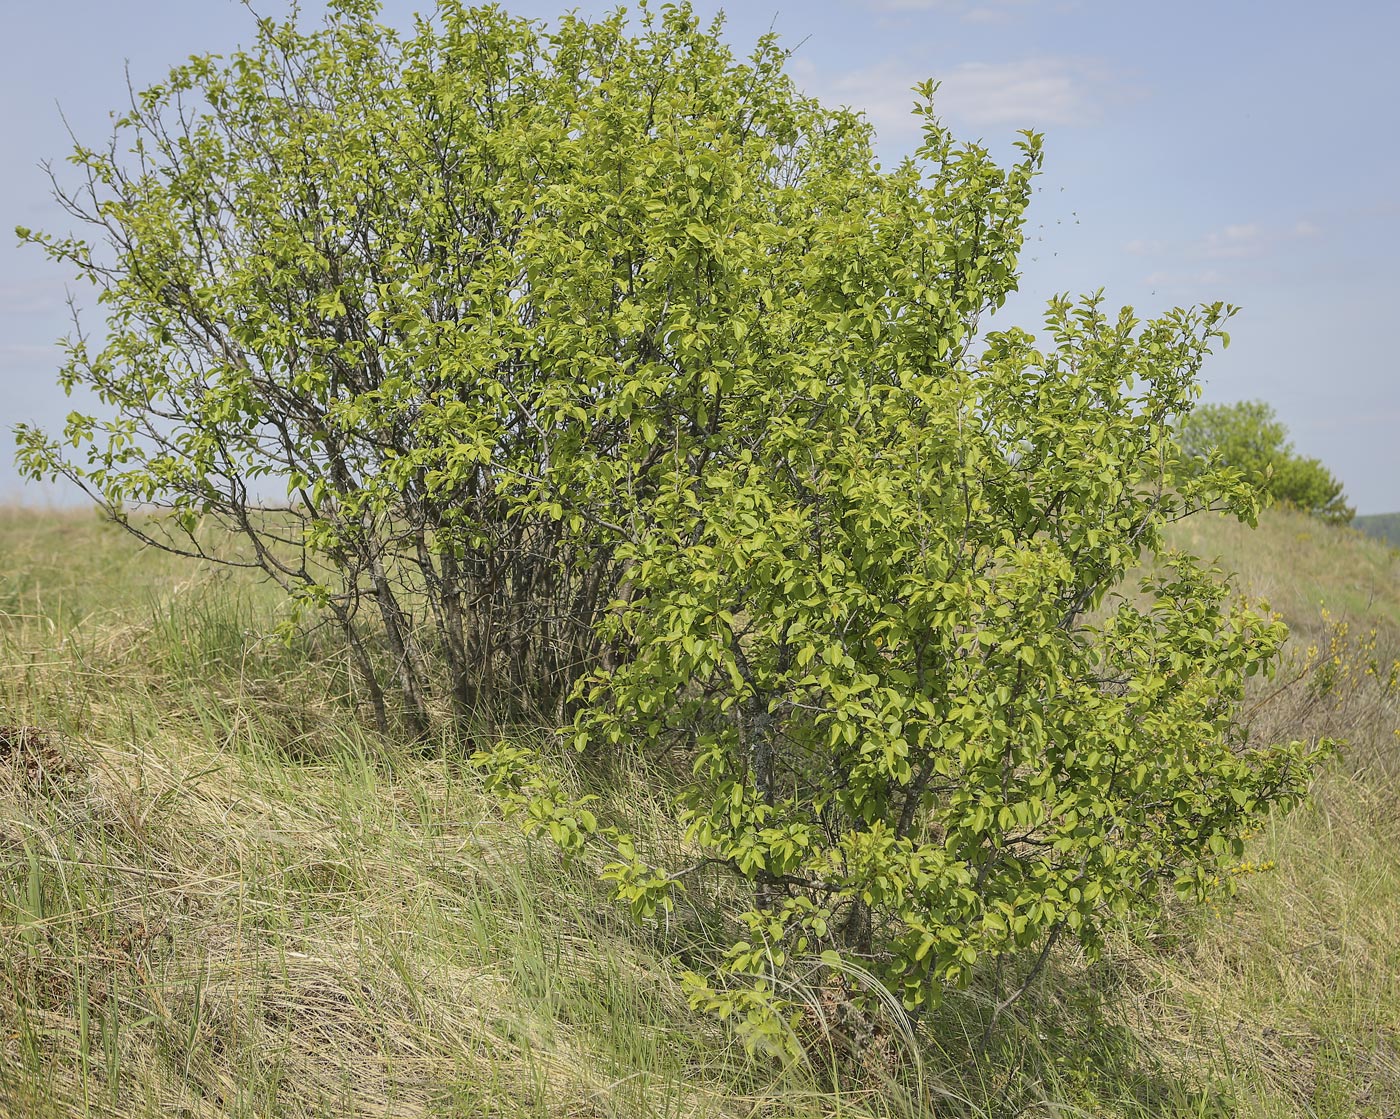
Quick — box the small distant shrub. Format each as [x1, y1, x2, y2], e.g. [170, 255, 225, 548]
[1177, 400, 1355, 524]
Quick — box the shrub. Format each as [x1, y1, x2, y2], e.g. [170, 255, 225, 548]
[1177, 400, 1354, 524]
[16, 0, 1332, 1056]
[17, 0, 845, 732]
[565, 290, 1332, 1052]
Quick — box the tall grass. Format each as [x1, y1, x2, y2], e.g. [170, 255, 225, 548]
[2, 504, 1397, 1117]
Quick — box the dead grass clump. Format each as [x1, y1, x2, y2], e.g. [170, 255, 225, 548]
[0, 725, 81, 789]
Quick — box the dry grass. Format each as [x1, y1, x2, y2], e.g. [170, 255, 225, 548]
[0, 510, 761, 1119]
[1172, 505, 1400, 636]
[1107, 507, 1400, 1117]
[2, 504, 1399, 1117]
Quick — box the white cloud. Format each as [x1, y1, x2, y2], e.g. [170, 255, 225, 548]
[0, 282, 65, 317]
[1143, 268, 1226, 290]
[798, 55, 1112, 147]
[1124, 238, 1167, 256]
[937, 59, 1104, 126]
[0, 343, 60, 366]
[1200, 223, 1264, 259]
[963, 7, 1014, 24]
[1130, 218, 1324, 287]
[0, 344, 59, 356]
[867, 0, 1036, 22]
[1194, 219, 1321, 260]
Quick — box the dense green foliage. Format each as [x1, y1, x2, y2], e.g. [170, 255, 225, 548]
[1177, 400, 1354, 524]
[23, 0, 830, 731]
[16, 0, 1332, 1055]
[560, 298, 1332, 1045]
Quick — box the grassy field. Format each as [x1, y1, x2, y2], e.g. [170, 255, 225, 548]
[2, 504, 1398, 1118]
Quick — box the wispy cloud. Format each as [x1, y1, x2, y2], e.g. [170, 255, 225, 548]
[0, 281, 65, 317]
[1124, 219, 1324, 280]
[1194, 220, 1321, 261]
[1142, 268, 1227, 291]
[866, 0, 1040, 24]
[1124, 238, 1167, 257]
[1199, 223, 1264, 260]
[937, 59, 1106, 126]
[0, 343, 60, 366]
[795, 54, 1115, 147]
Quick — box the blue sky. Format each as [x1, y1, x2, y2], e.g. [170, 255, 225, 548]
[3, 0, 1397, 511]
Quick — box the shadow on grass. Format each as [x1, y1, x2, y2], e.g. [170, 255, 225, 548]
[792, 950, 1237, 1119]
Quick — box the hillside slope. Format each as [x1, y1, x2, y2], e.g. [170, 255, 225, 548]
[1355, 512, 1400, 550]
[1172, 505, 1400, 636]
[2, 505, 1397, 1118]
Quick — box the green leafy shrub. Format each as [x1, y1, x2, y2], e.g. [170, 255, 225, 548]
[1177, 400, 1354, 524]
[565, 289, 1332, 1052]
[16, 0, 1333, 1058]
[19, 0, 837, 732]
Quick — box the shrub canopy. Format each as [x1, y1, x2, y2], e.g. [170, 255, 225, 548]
[17, 0, 1330, 1054]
